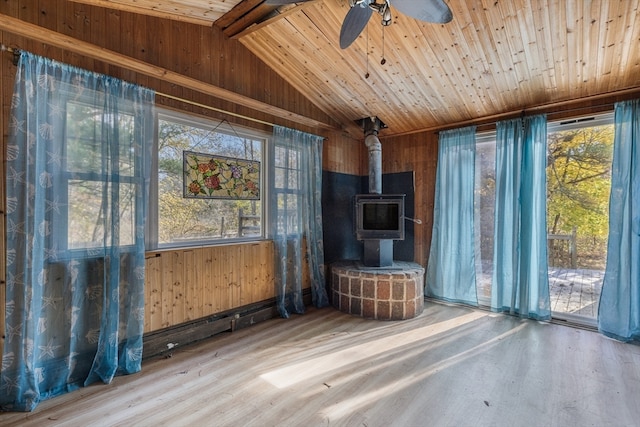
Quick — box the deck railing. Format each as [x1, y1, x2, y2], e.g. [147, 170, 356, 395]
[548, 226, 577, 269]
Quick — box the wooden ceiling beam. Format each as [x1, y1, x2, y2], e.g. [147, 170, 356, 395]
[0, 13, 339, 132]
[68, 0, 217, 26]
[222, 3, 279, 38]
[231, 1, 319, 40]
[215, 0, 267, 29]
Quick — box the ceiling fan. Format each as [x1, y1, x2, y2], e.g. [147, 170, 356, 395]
[265, 0, 453, 49]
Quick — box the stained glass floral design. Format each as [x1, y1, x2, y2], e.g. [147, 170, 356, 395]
[183, 150, 260, 199]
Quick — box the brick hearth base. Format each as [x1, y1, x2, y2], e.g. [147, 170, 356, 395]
[331, 261, 425, 320]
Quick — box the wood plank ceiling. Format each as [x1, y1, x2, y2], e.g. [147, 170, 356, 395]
[72, 0, 640, 137]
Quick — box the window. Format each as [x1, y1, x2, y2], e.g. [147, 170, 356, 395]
[273, 145, 301, 236]
[151, 110, 266, 248]
[62, 100, 140, 250]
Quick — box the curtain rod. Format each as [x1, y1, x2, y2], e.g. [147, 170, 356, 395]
[1, 43, 20, 65]
[6, 44, 637, 137]
[156, 92, 275, 128]
[430, 87, 640, 135]
[1, 44, 273, 127]
[379, 87, 640, 139]
[1, 43, 280, 130]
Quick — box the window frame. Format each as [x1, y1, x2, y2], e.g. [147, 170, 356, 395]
[148, 108, 270, 250]
[271, 143, 303, 238]
[56, 97, 143, 257]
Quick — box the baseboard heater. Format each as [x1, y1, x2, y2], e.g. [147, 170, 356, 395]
[142, 289, 312, 360]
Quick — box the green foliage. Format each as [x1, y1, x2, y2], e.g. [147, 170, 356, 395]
[157, 118, 262, 243]
[546, 125, 614, 238]
[475, 124, 613, 270]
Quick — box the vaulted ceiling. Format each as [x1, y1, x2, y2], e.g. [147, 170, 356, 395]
[72, 0, 640, 137]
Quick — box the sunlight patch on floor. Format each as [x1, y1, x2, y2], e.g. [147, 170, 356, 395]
[259, 310, 488, 389]
[319, 321, 528, 421]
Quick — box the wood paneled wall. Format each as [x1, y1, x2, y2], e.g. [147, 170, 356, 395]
[144, 242, 276, 333]
[381, 132, 439, 266]
[0, 0, 339, 134]
[322, 130, 366, 175]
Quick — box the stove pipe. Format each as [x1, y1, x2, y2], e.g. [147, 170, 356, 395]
[365, 132, 382, 194]
[359, 117, 386, 194]
[357, 117, 393, 267]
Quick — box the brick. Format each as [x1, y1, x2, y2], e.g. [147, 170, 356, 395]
[416, 282, 424, 299]
[405, 300, 416, 319]
[340, 294, 349, 312]
[377, 301, 391, 319]
[351, 297, 362, 316]
[392, 281, 405, 300]
[340, 275, 349, 293]
[362, 279, 376, 298]
[332, 263, 427, 320]
[362, 299, 375, 318]
[391, 302, 405, 320]
[405, 279, 416, 299]
[350, 279, 362, 297]
[377, 280, 391, 300]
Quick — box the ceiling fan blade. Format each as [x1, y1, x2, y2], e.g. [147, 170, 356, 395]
[392, 0, 453, 23]
[339, 5, 373, 49]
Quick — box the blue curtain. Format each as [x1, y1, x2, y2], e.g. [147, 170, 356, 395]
[270, 126, 329, 318]
[491, 115, 550, 320]
[1, 52, 154, 411]
[598, 99, 640, 341]
[426, 126, 478, 305]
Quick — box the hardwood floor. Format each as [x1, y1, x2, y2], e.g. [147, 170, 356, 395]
[2, 302, 640, 427]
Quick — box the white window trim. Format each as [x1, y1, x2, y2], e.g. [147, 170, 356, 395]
[147, 108, 270, 250]
[475, 111, 615, 144]
[548, 111, 614, 132]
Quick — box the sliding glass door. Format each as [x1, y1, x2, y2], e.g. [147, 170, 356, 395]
[473, 113, 613, 326]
